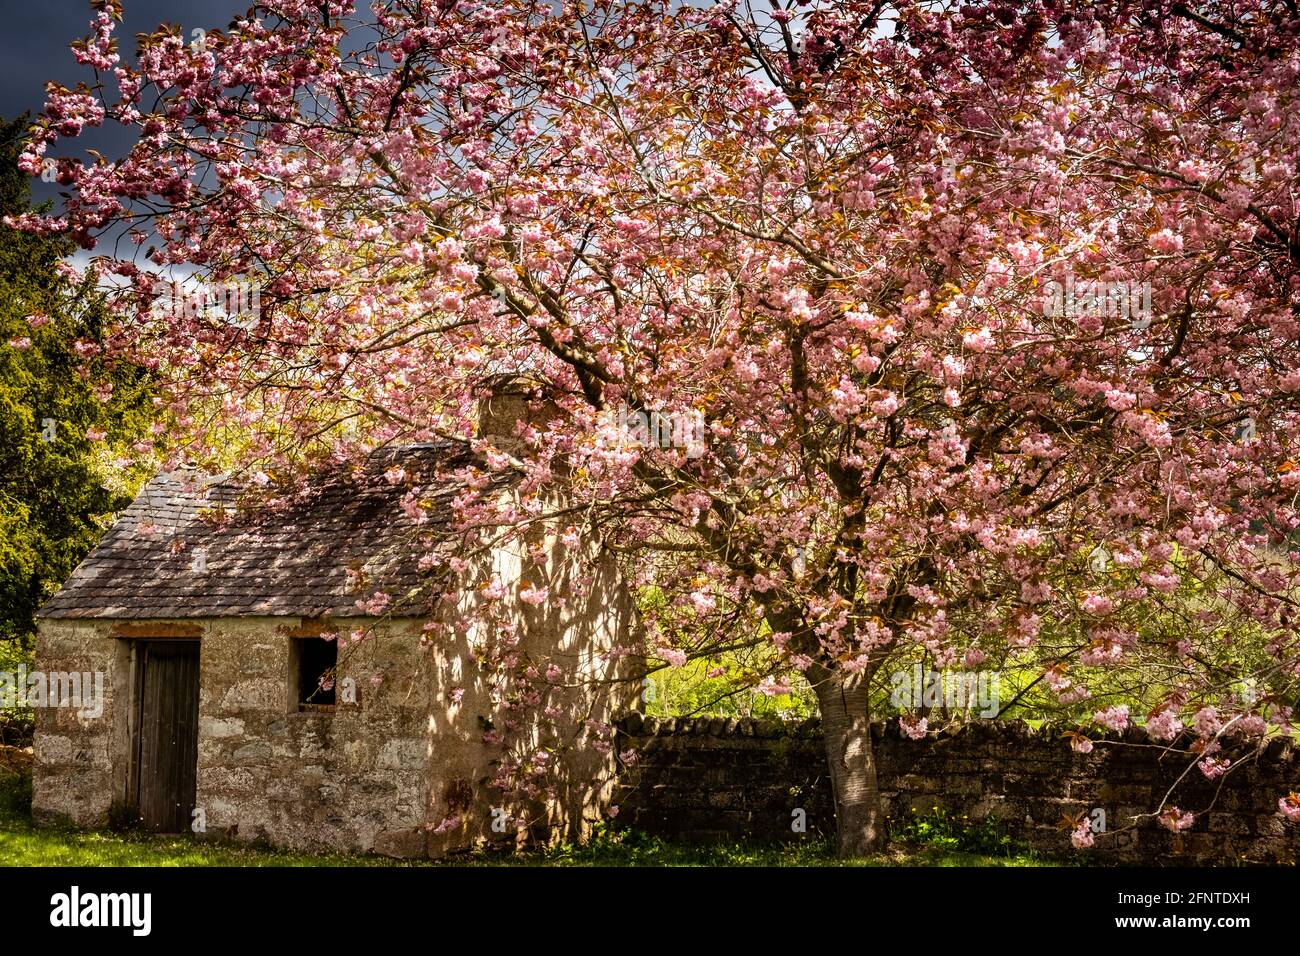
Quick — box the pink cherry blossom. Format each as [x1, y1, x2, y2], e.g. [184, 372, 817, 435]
[1093, 705, 1130, 732]
[1279, 794, 1300, 823]
[1148, 229, 1184, 254]
[1198, 757, 1230, 780]
[658, 647, 687, 669]
[20, 0, 1300, 859]
[1145, 709, 1185, 742]
[900, 716, 928, 740]
[1192, 707, 1222, 737]
[518, 584, 548, 606]
[354, 591, 390, 615]
[1071, 822, 1095, 849]
[1158, 807, 1195, 832]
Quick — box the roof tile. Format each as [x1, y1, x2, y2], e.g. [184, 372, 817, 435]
[38, 443, 475, 620]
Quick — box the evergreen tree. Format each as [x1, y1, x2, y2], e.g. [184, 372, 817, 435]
[0, 115, 153, 650]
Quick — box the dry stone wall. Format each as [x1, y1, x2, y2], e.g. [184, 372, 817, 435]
[613, 713, 1300, 864]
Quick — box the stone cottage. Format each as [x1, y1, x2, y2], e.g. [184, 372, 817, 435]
[31, 391, 638, 858]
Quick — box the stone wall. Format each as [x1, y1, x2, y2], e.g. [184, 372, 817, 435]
[197, 617, 432, 853]
[30, 620, 124, 827]
[613, 714, 1300, 864]
[30, 616, 437, 852]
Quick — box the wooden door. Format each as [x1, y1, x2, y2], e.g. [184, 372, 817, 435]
[133, 641, 201, 832]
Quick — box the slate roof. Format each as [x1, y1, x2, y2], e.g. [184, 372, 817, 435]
[37, 442, 477, 620]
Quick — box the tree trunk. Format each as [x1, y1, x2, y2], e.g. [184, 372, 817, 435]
[816, 670, 886, 858]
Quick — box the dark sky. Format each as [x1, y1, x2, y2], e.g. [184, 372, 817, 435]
[1, 0, 250, 207]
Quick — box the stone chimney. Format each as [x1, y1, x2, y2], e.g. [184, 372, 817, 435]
[475, 375, 558, 455]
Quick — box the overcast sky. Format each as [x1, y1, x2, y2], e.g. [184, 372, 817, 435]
[1, 1, 249, 207]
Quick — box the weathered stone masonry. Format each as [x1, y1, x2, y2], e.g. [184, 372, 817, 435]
[35, 617, 441, 851]
[35, 597, 635, 858]
[613, 714, 1300, 864]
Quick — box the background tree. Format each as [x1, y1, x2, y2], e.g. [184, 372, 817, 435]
[17, 0, 1300, 854]
[0, 113, 153, 714]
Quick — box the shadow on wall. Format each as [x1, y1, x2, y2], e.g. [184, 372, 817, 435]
[421, 517, 641, 859]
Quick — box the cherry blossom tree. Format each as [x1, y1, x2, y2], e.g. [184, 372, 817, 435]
[15, 0, 1300, 856]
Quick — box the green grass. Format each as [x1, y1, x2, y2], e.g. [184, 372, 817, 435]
[890, 806, 1027, 858]
[0, 773, 418, 867]
[467, 827, 1054, 867]
[0, 772, 1054, 867]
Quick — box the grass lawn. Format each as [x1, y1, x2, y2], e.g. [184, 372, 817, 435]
[0, 768, 1057, 867]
